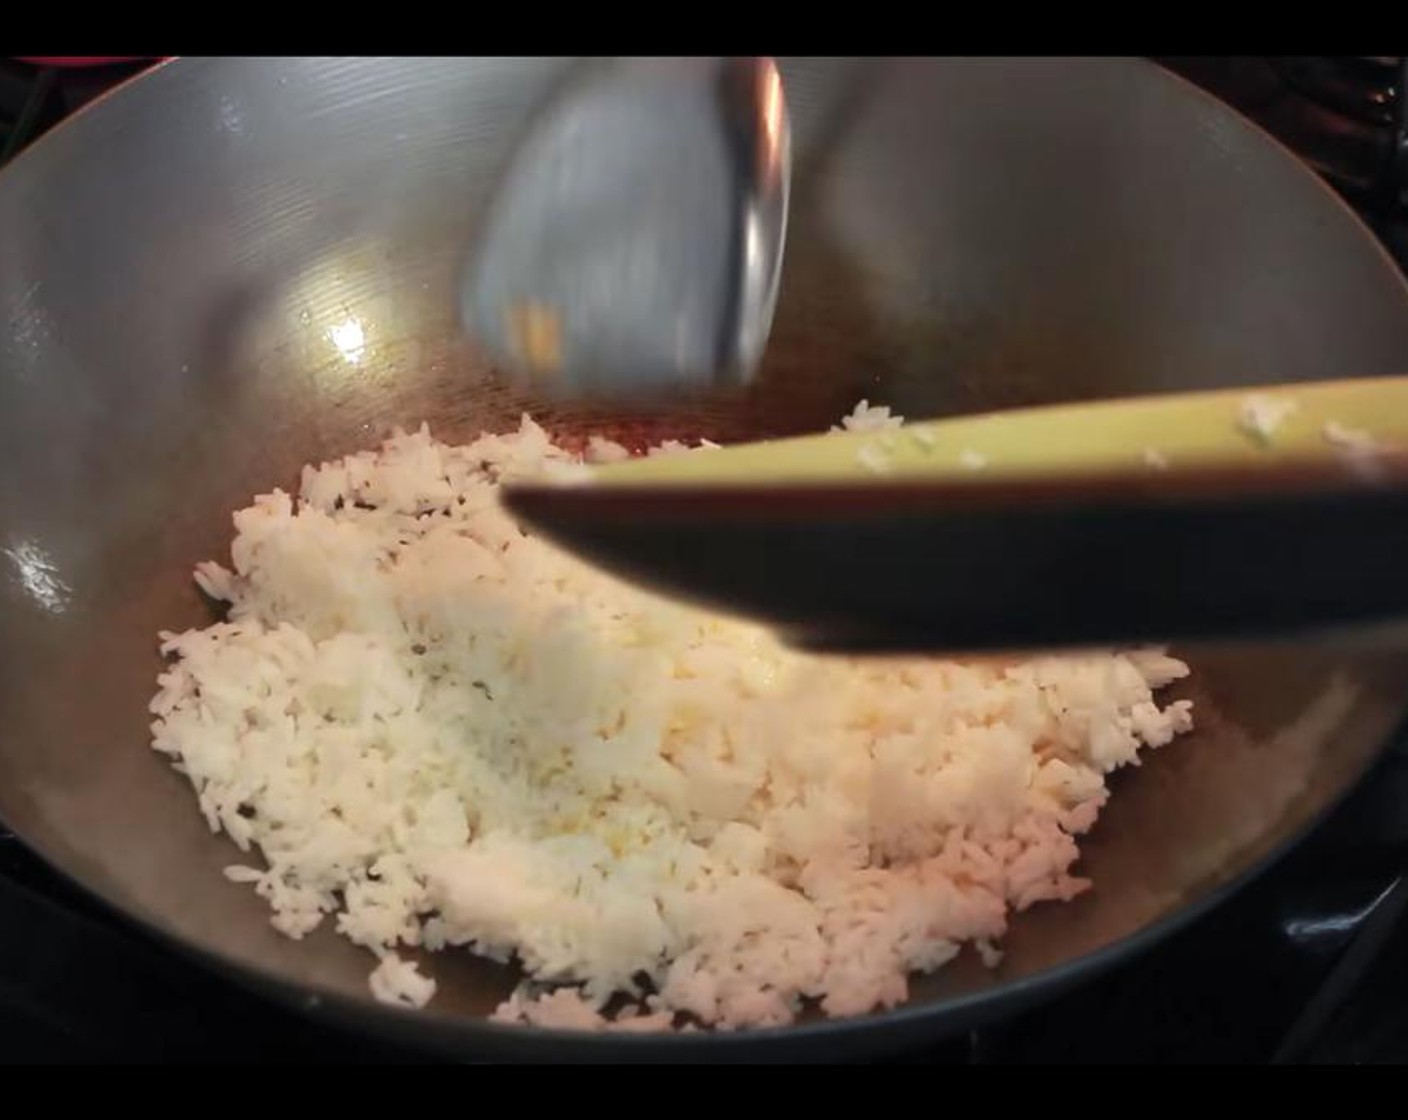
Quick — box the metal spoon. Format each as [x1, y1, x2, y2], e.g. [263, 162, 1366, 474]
[462, 57, 791, 398]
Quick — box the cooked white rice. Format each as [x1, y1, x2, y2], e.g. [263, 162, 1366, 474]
[1142, 447, 1170, 471]
[1321, 419, 1380, 457]
[149, 403, 1194, 1031]
[855, 442, 893, 475]
[831, 399, 904, 434]
[1236, 393, 1298, 446]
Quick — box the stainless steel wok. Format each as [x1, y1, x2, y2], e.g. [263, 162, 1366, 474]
[3, 57, 1408, 1061]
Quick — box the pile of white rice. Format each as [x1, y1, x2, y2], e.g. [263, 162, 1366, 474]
[149, 403, 1194, 1031]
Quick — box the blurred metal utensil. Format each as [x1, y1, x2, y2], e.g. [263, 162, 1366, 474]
[462, 57, 791, 399]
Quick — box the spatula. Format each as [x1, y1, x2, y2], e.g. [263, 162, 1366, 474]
[502, 376, 1408, 654]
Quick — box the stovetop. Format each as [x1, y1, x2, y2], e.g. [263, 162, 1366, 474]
[3, 57, 1408, 1064]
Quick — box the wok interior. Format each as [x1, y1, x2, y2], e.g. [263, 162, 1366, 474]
[3, 57, 1408, 1052]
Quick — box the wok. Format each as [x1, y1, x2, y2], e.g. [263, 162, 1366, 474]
[3, 57, 1408, 1062]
